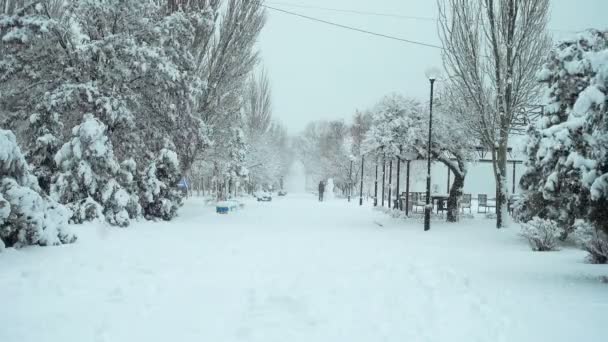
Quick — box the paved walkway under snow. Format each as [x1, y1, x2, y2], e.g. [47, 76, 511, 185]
[1, 194, 606, 342]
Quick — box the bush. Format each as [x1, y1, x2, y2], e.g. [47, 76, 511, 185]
[139, 149, 183, 220]
[520, 217, 562, 251]
[573, 220, 608, 264]
[52, 115, 132, 226]
[0, 130, 76, 248]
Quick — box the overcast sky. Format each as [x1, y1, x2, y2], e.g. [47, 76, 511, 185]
[258, 0, 608, 133]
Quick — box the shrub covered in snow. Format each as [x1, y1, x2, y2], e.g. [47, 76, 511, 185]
[519, 30, 608, 241]
[52, 115, 132, 226]
[573, 220, 608, 264]
[520, 217, 562, 251]
[139, 149, 183, 221]
[0, 129, 76, 248]
[119, 159, 143, 220]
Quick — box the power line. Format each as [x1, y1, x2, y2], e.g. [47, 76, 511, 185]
[265, 1, 579, 34]
[266, 1, 437, 22]
[262, 4, 444, 50]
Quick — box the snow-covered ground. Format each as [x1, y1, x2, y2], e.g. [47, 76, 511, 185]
[1, 194, 606, 342]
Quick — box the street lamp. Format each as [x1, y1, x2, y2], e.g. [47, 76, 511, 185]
[424, 67, 441, 231]
[359, 154, 365, 206]
[402, 149, 418, 216]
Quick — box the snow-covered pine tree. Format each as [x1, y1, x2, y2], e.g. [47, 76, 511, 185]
[52, 115, 131, 226]
[519, 30, 608, 250]
[1, 0, 210, 172]
[25, 109, 64, 195]
[119, 159, 143, 220]
[0, 129, 76, 249]
[140, 149, 183, 221]
[0, 2, 71, 182]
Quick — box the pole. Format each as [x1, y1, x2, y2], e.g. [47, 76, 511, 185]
[388, 160, 393, 209]
[405, 160, 411, 216]
[359, 156, 365, 205]
[396, 157, 401, 210]
[374, 162, 378, 206]
[512, 161, 516, 194]
[447, 168, 451, 194]
[424, 79, 435, 231]
[381, 156, 386, 207]
[348, 159, 353, 202]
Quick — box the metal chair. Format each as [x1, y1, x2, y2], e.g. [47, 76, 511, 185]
[436, 197, 447, 215]
[487, 196, 496, 212]
[478, 194, 488, 213]
[460, 194, 472, 213]
[413, 193, 426, 213]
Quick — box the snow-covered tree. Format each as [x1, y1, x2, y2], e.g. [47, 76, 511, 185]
[421, 104, 475, 222]
[1, 0, 268, 222]
[573, 220, 608, 264]
[519, 30, 608, 248]
[25, 110, 64, 194]
[241, 69, 293, 193]
[0, 129, 76, 248]
[52, 115, 131, 226]
[185, 0, 265, 177]
[226, 127, 249, 194]
[362, 93, 474, 221]
[296, 120, 354, 193]
[119, 159, 143, 220]
[245, 134, 284, 192]
[140, 149, 183, 221]
[0, 0, 214, 173]
[438, 0, 551, 228]
[243, 69, 273, 138]
[363, 94, 423, 159]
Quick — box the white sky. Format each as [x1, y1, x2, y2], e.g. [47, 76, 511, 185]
[258, 0, 608, 133]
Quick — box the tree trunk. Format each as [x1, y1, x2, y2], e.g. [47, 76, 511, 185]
[436, 156, 466, 223]
[495, 141, 509, 228]
[446, 166, 465, 222]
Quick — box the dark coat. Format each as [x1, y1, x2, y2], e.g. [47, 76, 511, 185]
[318, 181, 325, 193]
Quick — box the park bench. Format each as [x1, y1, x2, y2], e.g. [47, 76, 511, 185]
[216, 200, 243, 214]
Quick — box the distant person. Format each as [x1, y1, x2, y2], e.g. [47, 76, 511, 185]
[318, 181, 325, 202]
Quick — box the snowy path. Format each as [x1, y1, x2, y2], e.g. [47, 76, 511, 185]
[1, 195, 606, 342]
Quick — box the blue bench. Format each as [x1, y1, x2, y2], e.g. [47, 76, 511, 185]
[216, 201, 241, 214]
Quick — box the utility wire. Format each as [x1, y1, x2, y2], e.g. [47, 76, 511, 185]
[265, 1, 579, 34]
[262, 4, 444, 49]
[266, 1, 437, 22]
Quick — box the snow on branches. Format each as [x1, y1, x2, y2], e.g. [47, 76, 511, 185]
[140, 149, 183, 221]
[0, 129, 76, 248]
[520, 217, 562, 252]
[52, 115, 131, 226]
[520, 30, 608, 240]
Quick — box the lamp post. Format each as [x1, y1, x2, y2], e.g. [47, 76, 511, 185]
[374, 160, 378, 207]
[348, 158, 353, 202]
[359, 155, 365, 206]
[402, 150, 418, 217]
[424, 67, 441, 231]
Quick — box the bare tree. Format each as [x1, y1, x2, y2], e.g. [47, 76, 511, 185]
[438, 0, 550, 228]
[244, 68, 273, 138]
[197, 0, 266, 125]
[157, 0, 265, 176]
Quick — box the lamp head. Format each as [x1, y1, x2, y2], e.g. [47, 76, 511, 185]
[424, 67, 442, 81]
